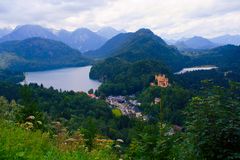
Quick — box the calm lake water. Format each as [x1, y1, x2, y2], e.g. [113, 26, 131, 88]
[175, 65, 218, 74]
[22, 66, 101, 92]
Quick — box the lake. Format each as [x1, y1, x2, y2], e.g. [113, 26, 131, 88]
[175, 65, 218, 74]
[22, 66, 101, 92]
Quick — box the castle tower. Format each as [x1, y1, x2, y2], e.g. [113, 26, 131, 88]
[155, 74, 169, 88]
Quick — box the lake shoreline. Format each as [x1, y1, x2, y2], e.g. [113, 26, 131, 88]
[21, 65, 101, 93]
[175, 65, 218, 75]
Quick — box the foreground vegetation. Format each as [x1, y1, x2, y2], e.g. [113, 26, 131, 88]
[0, 80, 240, 159]
[0, 120, 117, 160]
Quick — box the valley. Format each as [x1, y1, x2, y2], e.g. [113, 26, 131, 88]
[0, 23, 240, 160]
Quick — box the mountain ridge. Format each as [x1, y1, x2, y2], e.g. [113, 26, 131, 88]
[175, 36, 218, 50]
[0, 37, 90, 71]
[86, 28, 187, 71]
[0, 25, 111, 52]
[210, 34, 240, 46]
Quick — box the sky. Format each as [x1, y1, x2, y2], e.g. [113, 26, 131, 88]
[0, 0, 240, 39]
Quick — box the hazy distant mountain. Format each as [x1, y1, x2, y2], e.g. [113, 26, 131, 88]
[210, 35, 240, 46]
[0, 25, 106, 52]
[0, 37, 90, 71]
[164, 39, 176, 45]
[0, 25, 57, 42]
[175, 36, 218, 50]
[0, 28, 12, 38]
[56, 29, 70, 40]
[57, 28, 107, 52]
[87, 28, 188, 71]
[96, 27, 125, 39]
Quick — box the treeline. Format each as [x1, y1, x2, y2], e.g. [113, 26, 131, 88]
[0, 70, 24, 83]
[0, 82, 143, 143]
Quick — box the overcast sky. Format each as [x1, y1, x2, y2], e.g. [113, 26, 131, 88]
[0, 0, 240, 39]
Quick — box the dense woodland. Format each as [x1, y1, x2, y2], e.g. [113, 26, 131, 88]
[1, 79, 240, 159]
[90, 58, 171, 96]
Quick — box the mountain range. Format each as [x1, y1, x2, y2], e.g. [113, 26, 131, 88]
[0, 25, 239, 75]
[173, 35, 240, 51]
[56, 28, 107, 52]
[210, 34, 240, 46]
[1, 24, 239, 53]
[174, 36, 218, 50]
[0, 25, 125, 52]
[0, 25, 57, 42]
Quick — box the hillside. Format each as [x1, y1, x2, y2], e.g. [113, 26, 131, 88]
[90, 58, 171, 95]
[88, 29, 189, 95]
[85, 32, 133, 58]
[0, 37, 90, 71]
[190, 45, 240, 72]
[87, 29, 188, 71]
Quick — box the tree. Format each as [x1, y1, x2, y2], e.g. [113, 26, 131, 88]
[18, 85, 46, 130]
[81, 117, 98, 151]
[88, 89, 94, 94]
[184, 84, 240, 159]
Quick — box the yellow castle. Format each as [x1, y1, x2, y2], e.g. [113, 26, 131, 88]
[154, 74, 169, 88]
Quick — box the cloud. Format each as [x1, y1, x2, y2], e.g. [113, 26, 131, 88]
[0, 0, 239, 38]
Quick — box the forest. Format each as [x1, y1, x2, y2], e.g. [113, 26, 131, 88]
[1, 65, 240, 159]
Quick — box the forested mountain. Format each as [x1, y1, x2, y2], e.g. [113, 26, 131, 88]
[88, 29, 191, 95]
[89, 32, 240, 96]
[0, 25, 57, 42]
[85, 32, 133, 58]
[57, 28, 107, 52]
[87, 28, 188, 71]
[0, 37, 90, 71]
[175, 36, 218, 50]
